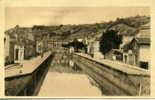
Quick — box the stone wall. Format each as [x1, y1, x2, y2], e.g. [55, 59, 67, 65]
[73, 54, 150, 96]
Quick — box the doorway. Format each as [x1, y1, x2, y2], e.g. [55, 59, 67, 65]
[15, 49, 19, 60]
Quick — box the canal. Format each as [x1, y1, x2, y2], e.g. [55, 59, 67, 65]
[38, 49, 102, 96]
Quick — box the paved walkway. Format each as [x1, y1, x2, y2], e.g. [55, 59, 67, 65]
[75, 53, 150, 76]
[38, 72, 102, 97]
[5, 51, 51, 78]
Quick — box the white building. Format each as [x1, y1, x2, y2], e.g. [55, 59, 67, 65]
[4, 34, 10, 58]
[123, 23, 150, 69]
[14, 45, 24, 63]
[128, 37, 150, 69]
[4, 32, 16, 65]
[36, 40, 43, 54]
[90, 40, 104, 59]
[69, 46, 74, 53]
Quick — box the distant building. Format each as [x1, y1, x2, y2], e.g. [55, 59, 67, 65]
[14, 45, 24, 63]
[77, 38, 83, 42]
[36, 38, 43, 54]
[89, 38, 104, 59]
[69, 46, 74, 53]
[105, 49, 123, 61]
[24, 39, 36, 59]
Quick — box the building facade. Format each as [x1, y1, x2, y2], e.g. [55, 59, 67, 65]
[129, 38, 150, 69]
[122, 23, 150, 69]
[89, 40, 104, 59]
[14, 45, 24, 63]
[5, 26, 36, 65]
[4, 33, 15, 65]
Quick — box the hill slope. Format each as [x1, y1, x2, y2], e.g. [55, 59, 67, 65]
[5, 15, 150, 41]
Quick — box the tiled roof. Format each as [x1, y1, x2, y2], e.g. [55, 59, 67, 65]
[136, 38, 150, 45]
[136, 29, 150, 38]
[140, 23, 150, 30]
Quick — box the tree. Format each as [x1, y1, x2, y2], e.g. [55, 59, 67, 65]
[62, 38, 86, 52]
[99, 30, 122, 55]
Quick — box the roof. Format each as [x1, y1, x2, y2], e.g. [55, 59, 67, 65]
[135, 38, 150, 45]
[136, 29, 150, 38]
[123, 37, 150, 52]
[111, 49, 123, 55]
[95, 37, 102, 41]
[107, 49, 123, 54]
[140, 23, 150, 30]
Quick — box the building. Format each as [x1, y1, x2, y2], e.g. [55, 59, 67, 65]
[15, 27, 36, 61]
[105, 49, 123, 61]
[36, 38, 44, 54]
[89, 38, 104, 59]
[120, 35, 133, 49]
[69, 46, 74, 53]
[24, 39, 36, 59]
[122, 23, 150, 69]
[5, 26, 36, 64]
[127, 37, 150, 69]
[4, 32, 16, 65]
[14, 45, 24, 63]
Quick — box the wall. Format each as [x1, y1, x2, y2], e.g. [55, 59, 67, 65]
[36, 41, 43, 54]
[4, 34, 10, 58]
[138, 45, 150, 68]
[73, 54, 150, 96]
[14, 45, 24, 63]
[89, 41, 101, 57]
[4, 34, 15, 65]
[5, 53, 54, 96]
[139, 45, 150, 62]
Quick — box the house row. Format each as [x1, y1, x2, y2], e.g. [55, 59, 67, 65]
[105, 23, 150, 69]
[82, 23, 150, 69]
[122, 23, 150, 69]
[4, 25, 49, 66]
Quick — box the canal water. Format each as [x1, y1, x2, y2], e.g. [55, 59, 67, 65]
[38, 49, 102, 97]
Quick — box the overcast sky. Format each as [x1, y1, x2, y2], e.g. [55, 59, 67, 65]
[5, 7, 149, 29]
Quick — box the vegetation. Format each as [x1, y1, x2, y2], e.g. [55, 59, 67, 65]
[62, 38, 86, 52]
[37, 15, 149, 40]
[99, 30, 122, 55]
[5, 15, 150, 43]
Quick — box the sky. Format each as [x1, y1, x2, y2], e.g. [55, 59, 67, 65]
[5, 7, 149, 30]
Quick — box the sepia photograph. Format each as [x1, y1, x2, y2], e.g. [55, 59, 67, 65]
[4, 7, 150, 97]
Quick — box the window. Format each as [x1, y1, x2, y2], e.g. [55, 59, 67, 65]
[4, 38, 6, 44]
[139, 61, 149, 69]
[15, 49, 19, 60]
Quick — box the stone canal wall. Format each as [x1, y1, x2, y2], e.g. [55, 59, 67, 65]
[73, 53, 150, 96]
[5, 53, 54, 96]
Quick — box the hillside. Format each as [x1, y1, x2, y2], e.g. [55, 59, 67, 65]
[47, 15, 150, 40]
[5, 15, 150, 41]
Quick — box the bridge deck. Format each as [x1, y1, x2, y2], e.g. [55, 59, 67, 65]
[75, 53, 150, 76]
[5, 51, 52, 78]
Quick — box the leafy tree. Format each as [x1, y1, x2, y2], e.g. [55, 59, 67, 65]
[99, 30, 122, 55]
[62, 38, 86, 52]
